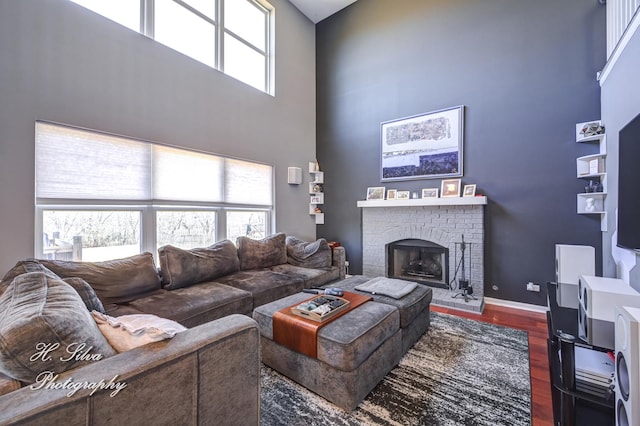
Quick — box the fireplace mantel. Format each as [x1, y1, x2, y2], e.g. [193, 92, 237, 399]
[357, 196, 487, 208]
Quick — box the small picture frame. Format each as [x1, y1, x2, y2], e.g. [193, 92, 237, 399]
[386, 189, 397, 200]
[366, 187, 386, 200]
[422, 188, 439, 198]
[396, 191, 410, 200]
[463, 184, 476, 197]
[441, 179, 461, 197]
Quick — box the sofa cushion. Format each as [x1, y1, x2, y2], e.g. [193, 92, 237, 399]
[62, 277, 106, 314]
[41, 253, 161, 304]
[0, 272, 116, 383]
[91, 311, 187, 352]
[237, 233, 287, 270]
[128, 284, 253, 328]
[285, 236, 332, 269]
[269, 264, 339, 289]
[158, 240, 240, 290]
[215, 270, 305, 308]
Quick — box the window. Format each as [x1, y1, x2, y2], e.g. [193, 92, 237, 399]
[69, 0, 273, 93]
[35, 122, 273, 261]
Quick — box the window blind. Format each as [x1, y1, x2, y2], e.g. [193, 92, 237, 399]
[35, 122, 273, 206]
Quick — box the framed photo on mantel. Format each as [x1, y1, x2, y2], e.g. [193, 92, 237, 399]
[381, 105, 464, 182]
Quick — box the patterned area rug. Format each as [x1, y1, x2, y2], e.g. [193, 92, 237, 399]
[260, 311, 531, 426]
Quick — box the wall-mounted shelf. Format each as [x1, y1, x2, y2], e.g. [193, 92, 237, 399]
[577, 192, 607, 214]
[575, 120, 607, 232]
[309, 162, 324, 225]
[576, 153, 606, 178]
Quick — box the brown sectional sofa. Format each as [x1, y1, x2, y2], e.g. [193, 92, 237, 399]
[0, 233, 345, 425]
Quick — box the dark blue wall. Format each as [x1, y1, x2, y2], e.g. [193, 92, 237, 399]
[316, 0, 606, 305]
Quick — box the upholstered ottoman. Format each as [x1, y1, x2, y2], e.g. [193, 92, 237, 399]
[253, 292, 402, 412]
[326, 275, 433, 353]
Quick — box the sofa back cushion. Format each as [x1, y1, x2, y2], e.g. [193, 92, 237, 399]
[2, 258, 61, 283]
[41, 253, 161, 304]
[0, 272, 116, 383]
[158, 240, 240, 290]
[237, 233, 287, 271]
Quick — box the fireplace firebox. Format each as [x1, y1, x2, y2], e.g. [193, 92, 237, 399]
[386, 239, 449, 289]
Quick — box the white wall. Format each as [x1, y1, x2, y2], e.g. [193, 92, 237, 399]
[601, 24, 640, 291]
[0, 0, 317, 274]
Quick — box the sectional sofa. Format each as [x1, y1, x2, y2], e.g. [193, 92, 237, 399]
[0, 233, 345, 425]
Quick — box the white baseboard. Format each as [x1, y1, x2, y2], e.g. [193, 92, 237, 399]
[484, 297, 548, 313]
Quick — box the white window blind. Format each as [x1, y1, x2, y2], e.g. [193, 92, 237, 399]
[36, 122, 272, 206]
[35, 122, 151, 200]
[153, 145, 223, 202]
[224, 158, 273, 206]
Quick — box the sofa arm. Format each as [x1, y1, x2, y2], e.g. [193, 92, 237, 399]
[0, 314, 260, 426]
[332, 246, 346, 280]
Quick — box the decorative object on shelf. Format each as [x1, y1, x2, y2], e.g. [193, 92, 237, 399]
[381, 105, 464, 182]
[462, 184, 476, 197]
[396, 191, 409, 200]
[311, 183, 323, 193]
[386, 189, 397, 200]
[411, 192, 419, 199]
[396, 191, 410, 200]
[441, 178, 461, 197]
[585, 198, 596, 212]
[576, 120, 605, 141]
[584, 180, 603, 193]
[366, 187, 386, 200]
[421, 188, 439, 198]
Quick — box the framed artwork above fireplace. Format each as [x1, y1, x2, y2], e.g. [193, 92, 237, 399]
[380, 105, 464, 182]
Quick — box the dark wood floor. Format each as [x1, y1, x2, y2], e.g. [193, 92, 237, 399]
[431, 303, 553, 426]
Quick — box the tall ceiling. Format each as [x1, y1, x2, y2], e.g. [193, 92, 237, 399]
[288, 0, 359, 23]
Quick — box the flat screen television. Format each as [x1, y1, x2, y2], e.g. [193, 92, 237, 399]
[617, 112, 640, 251]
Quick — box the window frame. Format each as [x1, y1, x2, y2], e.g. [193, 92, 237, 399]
[71, 0, 274, 94]
[35, 121, 275, 262]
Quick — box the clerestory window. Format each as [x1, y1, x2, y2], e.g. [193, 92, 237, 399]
[70, 0, 273, 94]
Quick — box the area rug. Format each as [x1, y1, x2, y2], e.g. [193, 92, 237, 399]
[260, 311, 531, 426]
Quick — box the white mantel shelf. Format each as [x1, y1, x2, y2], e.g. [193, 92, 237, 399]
[357, 196, 487, 208]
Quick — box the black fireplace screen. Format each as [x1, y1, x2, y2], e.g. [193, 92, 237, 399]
[386, 239, 449, 289]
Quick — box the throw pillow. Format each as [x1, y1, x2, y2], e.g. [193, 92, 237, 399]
[40, 253, 161, 304]
[158, 240, 240, 290]
[286, 236, 332, 269]
[0, 272, 116, 383]
[91, 311, 187, 353]
[62, 277, 106, 314]
[236, 232, 287, 271]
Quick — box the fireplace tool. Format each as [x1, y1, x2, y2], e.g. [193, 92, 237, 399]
[452, 235, 476, 302]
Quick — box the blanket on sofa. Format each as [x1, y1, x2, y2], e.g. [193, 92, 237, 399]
[285, 237, 332, 269]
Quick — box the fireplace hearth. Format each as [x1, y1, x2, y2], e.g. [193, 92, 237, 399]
[386, 239, 449, 289]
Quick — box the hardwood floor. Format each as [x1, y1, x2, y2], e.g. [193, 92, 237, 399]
[431, 303, 553, 426]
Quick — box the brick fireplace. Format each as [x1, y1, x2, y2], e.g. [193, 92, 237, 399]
[357, 197, 486, 312]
